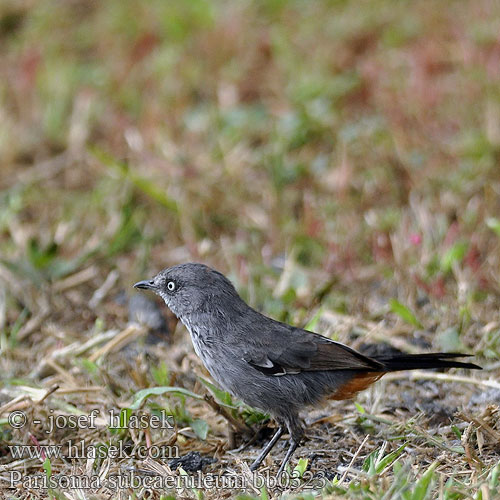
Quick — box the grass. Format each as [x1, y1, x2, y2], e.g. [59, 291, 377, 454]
[1, 0, 500, 498]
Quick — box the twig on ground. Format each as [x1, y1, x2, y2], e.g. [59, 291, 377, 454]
[203, 394, 252, 435]
[384, 371, 500, 390]
[36, 383, 59, 404]
[338, 435, 370, 485]
[457, 411, 500, 442]
[88, 324, 146, 362]
[53, 266, 98, 292]
[89, 269, 119, 309]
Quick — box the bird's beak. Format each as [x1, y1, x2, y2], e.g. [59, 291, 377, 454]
[134, 280, 155, 290]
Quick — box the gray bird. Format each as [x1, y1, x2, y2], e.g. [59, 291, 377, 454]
[134, 263, 481, 475]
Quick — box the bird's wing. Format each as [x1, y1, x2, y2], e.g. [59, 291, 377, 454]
[242, 326, 384, 376]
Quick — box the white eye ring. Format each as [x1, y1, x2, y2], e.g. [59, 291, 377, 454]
[167, 281, 176, 292]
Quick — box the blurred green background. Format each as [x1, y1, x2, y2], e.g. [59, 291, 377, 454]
[2, 0, 500, 324]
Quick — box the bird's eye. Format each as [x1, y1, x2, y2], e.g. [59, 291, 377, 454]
[167, 281, 176, 292]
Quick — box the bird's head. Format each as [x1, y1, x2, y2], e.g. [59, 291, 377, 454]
[134, 263, 240, 319]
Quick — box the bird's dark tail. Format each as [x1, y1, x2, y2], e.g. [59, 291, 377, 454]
[373, 353, 481, 372]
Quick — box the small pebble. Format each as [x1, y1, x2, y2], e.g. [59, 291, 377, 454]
[169, 451, 217, 472]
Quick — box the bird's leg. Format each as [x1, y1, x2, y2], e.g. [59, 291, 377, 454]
[276, 416, 304, 476]
[276, 438, 300, 476]
[249, 426, 284, 471]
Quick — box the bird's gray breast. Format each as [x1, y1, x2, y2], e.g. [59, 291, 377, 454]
[182, 319, 226, 383]
[186, 325, 210, 361]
